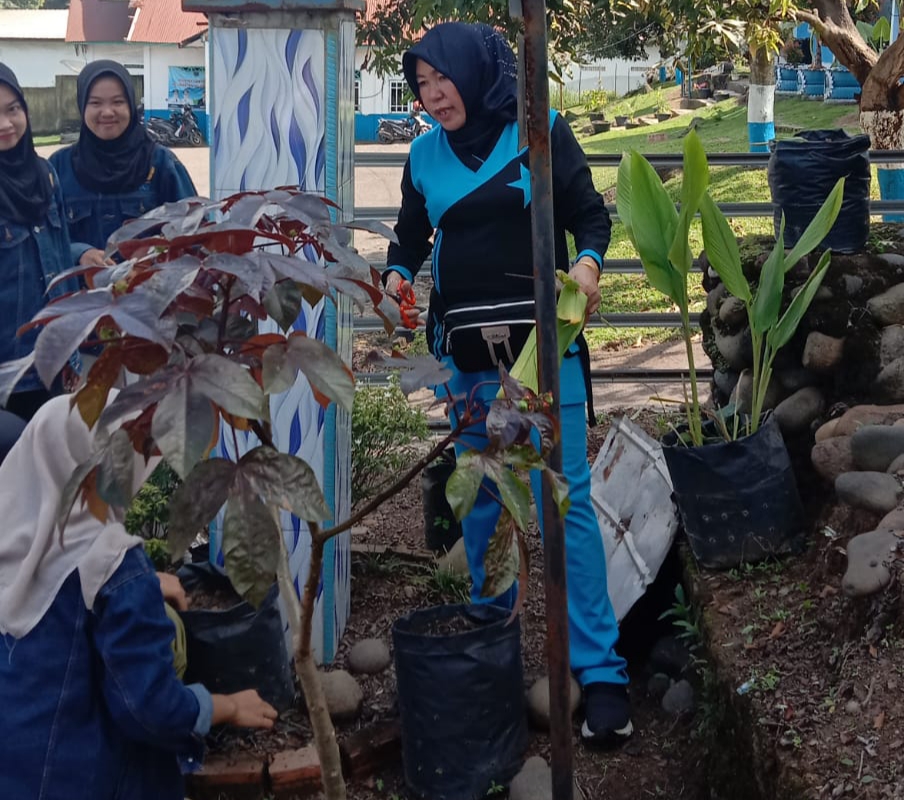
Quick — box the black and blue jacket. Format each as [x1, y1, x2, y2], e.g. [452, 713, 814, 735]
[386, 110, 611, 359]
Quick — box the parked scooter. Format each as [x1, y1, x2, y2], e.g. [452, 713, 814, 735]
[146, 104, 204, 147]
[377, 112, 431, 144]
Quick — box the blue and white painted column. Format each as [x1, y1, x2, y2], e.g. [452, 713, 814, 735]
[183, 0, 360, 663]
[748, 82, 776, 153]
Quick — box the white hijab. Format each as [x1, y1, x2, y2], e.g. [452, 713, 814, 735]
[0, 394, 157, 639]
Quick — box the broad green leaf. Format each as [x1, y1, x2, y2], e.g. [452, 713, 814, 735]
[167, 458, 237, 559]
[699, 193, 752, 303]
[151, 382, 217, 479]
[548, 469, 572, 519]
[96, 429, 138, 508]
[58, 453, 103, 532]
[223, 488, 280, 608]
[769, 250, 833, 352]
[751, 221, 786, 335]
[262, 334, 354, 412]
[783, 178, 845, 272]
[263, 280, 304, 333]
[190, 354, 268, 420]
[668, 130, 709, 277]
[446, 451, 485, 521]
[239, 446, 331, 522]
[480, 508, 519, 599]
[615, 154, 636, 237]
[485, 462, 532, 532]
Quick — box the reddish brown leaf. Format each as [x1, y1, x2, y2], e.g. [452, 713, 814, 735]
[820, 585, 838, 598]
[74, 348, 124, 428]
[770, 621, 786, 639]
[119, 340, 169, 374]
[874, 711, 885, 730]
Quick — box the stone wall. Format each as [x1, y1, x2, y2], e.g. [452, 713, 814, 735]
[700, 224, 904, 440]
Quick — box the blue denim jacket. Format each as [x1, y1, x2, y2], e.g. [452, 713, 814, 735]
[0, 161, 80, 393]
[49, 144, 198, 256]
[0, 547, 213, 800]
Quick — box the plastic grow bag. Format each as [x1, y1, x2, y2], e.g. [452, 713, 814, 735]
[768, 129, 871, 253]
[177, 563, 296, 711]
[393, 604, 527, 800]
[422, 448, 463, 553]
[661, 414, 805, 569]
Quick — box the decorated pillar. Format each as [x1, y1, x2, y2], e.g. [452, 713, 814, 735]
[183, 0, 361, 663]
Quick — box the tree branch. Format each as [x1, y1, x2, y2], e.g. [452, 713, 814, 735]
[795, 1, 876, 88]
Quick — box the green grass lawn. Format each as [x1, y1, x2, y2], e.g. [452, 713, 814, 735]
[33, 135, 61, 146]
[575, 88, 862, 350]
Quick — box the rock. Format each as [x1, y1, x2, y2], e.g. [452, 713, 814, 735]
[438, 537, 470, 577]
[647, 673, 672, 701]
[718, 296, 747, 328]
[835, 471, 902, 515]
[811, 436, 855, 484]
[706, 283, 728, 318]
[526, 674, 582, 729]
[842, 529, 901, 597]
[319, 669, 364, 722]
[842, 274, 864, 297]
[880, 325, 904, 370]
[851, 424, 904, 472]
[776, 367, 819, 394]
[878, 507, 904, 531]
[844, 699, 862, 715]
[867, 282, 904, 326]
[661, 679, 695, 715]
[774, 387, 826, 435]
[815, 418, 841, 442]
[347, 639, 391, 675]
[734, 369, 785, 415]
[713, 368, 739, 399]
[714, 326, 752, 371]
[875, 357, 904, 402]
[879, 253, 904, 269]
[508, 756, 585, 800]
[649, 634, 692, 678]
[802, 332, 845, 373]
[888, 454, 904, 474]
[835, 404, 904, 436]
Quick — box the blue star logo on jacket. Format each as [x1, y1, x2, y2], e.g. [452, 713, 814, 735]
[507, 163, 532, 208]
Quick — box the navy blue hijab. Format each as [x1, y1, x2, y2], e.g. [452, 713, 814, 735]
[0, 63, 52, 226]
[403, 22, 518, 170]
[71, 60, 156, 194]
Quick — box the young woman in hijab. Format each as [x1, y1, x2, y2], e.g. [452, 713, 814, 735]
[0, 395, 278, 800]
[50, 60, 197, 266]
[0, 63, 80, 422]
[383, 23, 632, 748]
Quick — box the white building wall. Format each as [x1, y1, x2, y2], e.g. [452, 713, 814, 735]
[0, 41, 79, 86]
[354, 49, 402, 116]
[561, 49, 665, 97]
[143, 42, 204, 112]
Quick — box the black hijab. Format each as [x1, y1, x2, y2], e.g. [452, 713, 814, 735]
[0, 63, 52, 226]
[70, 60, 156, 194]
[403, 22, 518, 170]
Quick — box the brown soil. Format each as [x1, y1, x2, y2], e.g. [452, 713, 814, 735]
[202, 409, 904, 800]
[184, 581, 243, 612]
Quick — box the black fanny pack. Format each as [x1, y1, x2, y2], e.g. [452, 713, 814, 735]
[442, 298, 536, 373]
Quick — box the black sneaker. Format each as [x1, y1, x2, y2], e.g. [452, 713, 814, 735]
[581, 682, 633, 748]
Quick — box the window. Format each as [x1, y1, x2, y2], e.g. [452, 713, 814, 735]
[354, 79, 360, 111]
[389, 79, 409, 113]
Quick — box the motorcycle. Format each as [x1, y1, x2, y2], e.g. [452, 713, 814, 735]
[146, 104, 205, 147]
[377, 113, 432, 144]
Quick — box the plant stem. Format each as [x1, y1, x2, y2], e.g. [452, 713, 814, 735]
[297, 524, 346, 800]
[749, 331, 764, 434]
[681, 307, 702, 445]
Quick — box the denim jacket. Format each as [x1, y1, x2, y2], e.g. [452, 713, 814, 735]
[0, 161, 80, 393]
[0, 547, 212, 800]
[49, 144, 197, 257]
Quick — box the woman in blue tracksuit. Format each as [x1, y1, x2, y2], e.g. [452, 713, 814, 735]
[50, 60, 197, 266]
[0, 63, 79, 423]
[384, 23, 632, 748]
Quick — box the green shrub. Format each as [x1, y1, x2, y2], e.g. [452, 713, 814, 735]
[143, 538, 170, 571]
[352, 377, 429, 504]
[125, 462, 181, 539]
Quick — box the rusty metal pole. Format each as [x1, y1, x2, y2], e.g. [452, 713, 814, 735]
[518, 1, 574, 798]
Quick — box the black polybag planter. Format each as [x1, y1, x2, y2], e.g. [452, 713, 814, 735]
[393, 604, 527, 800]
[768, 129, 871, 253]
[661, 414, 805, 569]
[421, 448, 463, 553]
[177, 563, 296, 711]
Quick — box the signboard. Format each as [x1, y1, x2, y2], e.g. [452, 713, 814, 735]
[167, 66, 206, 110]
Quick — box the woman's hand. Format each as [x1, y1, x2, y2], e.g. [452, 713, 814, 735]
[212, 690, 278, 729]
[156, 572, 188, 612]
[568, 258, 601, 321]
[384, 272, 420, 329]
[78, 248, 110, 267]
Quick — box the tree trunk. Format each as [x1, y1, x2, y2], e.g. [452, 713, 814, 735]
[747, 48, 776, 152]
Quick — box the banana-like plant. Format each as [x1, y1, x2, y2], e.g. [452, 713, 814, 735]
[700, 176, 844, 435]
[617, 129, 845, 444]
